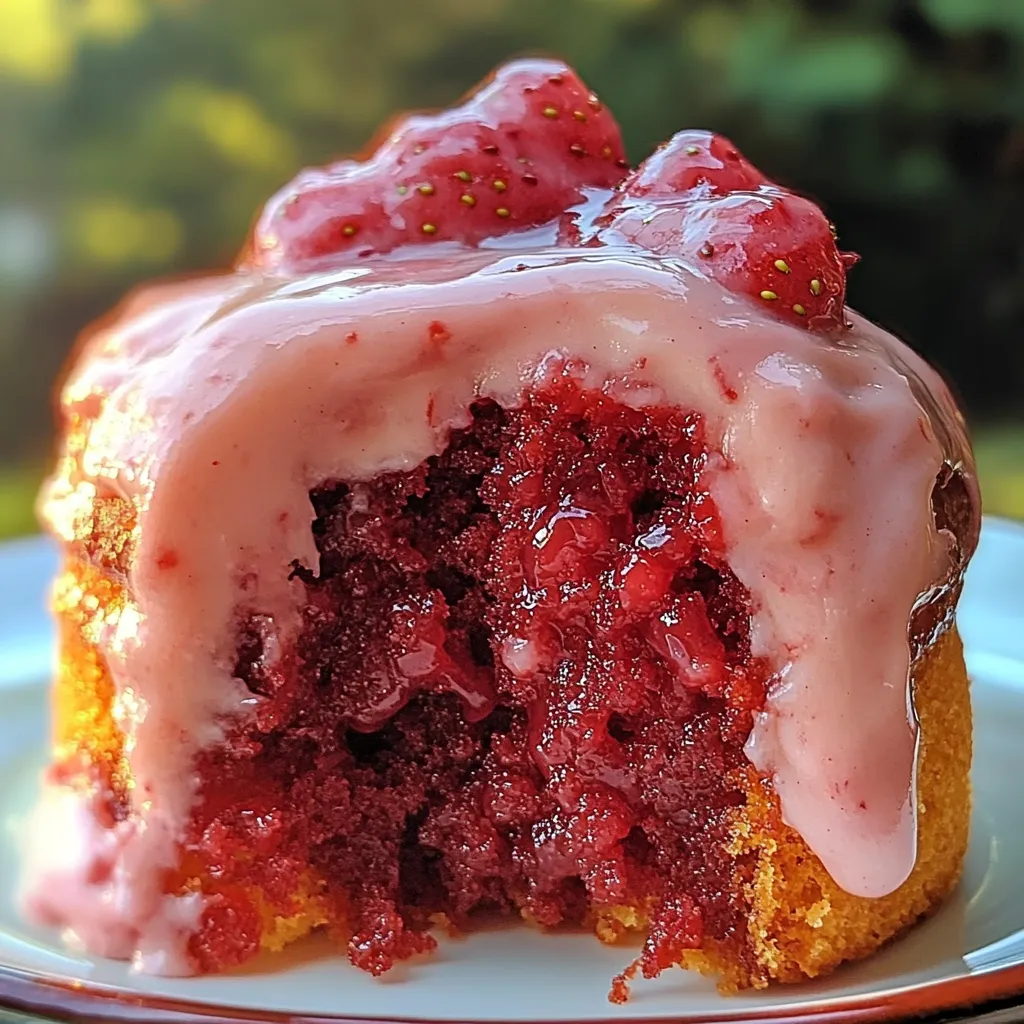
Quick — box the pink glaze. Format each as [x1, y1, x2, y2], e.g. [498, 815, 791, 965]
[26, 237, 977, 968]
[20, 780, 201, 973]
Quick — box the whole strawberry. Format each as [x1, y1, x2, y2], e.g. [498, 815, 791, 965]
[598, 130, 857, 331]
[624, 129, 767, 197]
[250, 59, 629, 269]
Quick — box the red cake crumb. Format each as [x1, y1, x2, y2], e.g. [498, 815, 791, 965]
[610, 894, 704, 1003]
[187, 361, 768, 993]
[189, 887, 262, 972]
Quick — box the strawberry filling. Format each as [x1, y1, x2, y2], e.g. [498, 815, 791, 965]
[184, 57, 850, 987]
[186, 365, 769, 991]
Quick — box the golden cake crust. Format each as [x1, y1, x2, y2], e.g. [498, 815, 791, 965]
[730, 626, 971, 987]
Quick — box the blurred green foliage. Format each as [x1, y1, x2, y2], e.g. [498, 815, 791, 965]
[975, 426, 1024, 521]
[0, 0, 1021, 538]
[0, 465, 40, 539]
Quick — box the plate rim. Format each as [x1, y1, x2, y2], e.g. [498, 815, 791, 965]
[0, 955, 1022, 1024]
[1, 517, 1022, 1024]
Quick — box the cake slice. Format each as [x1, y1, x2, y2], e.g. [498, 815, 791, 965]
[22, 59, 980, 997]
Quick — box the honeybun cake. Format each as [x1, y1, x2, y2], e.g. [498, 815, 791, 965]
[22, 59, 980, 1000]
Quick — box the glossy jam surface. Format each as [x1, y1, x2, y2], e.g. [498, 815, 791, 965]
[188, 374, 765, 986]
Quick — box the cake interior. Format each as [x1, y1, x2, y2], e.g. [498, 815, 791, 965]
[183, 363, 769, 988]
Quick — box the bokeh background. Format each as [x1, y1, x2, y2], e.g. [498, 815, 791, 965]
[1, 0, 1022, 539]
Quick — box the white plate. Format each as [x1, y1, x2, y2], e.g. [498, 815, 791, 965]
[0, 522, 1022, 1023]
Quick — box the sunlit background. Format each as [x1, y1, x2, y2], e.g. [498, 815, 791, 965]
[1, 0, 1022, 539]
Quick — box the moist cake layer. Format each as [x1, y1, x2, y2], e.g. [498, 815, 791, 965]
[186, 381, 765, 980]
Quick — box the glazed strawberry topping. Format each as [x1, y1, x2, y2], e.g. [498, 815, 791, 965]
[599, 132, 856, 329]
[622, 129, 768, 197]
[251, 59, 627, 267]
[247, 61, 856, 332]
